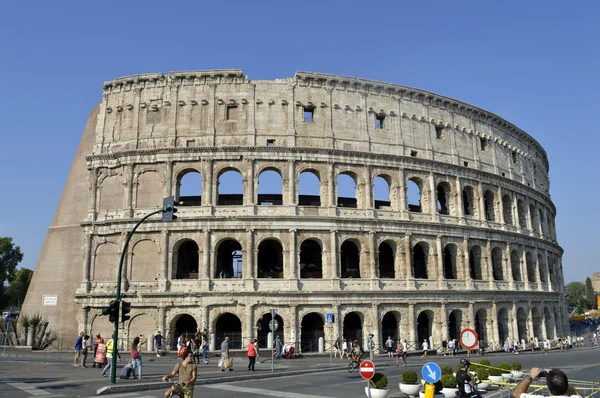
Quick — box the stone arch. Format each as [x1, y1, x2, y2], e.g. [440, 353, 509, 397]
[340, 239, 361, 278]
[257, 238, 284, 278]
[257, 168, 283, 206]
[531, 307, 543, 339]
[517, 200, 527, 228]
[257, 312, 284, 347]
[89, 313, 113, 344]
[443, 244, 457, 279]
[173, 239, 199, 279]
[539, 208, 547, 235]
[526, 252, 536, 282]
[300, 312, 324, 352]
[298, 169, 321, 206]
[337, 171, 357, 208]
[462, 185, 475, 216]
[529, 204, 539, 232]
[497, 307, 510, 343]
[417, 310, 433, 344]
[517, 307, 528, 341]
[130, 239, 160, 281]
[511, 250, 521, 282]
[214, 312, 242, 350]
[484, 190, 496, 222]
[342, 311, 363, 343]
[217, 168, 243, 205]
[448, 309, 463, 341]
[176, 168, 202, 206]
[300, 238, 323, 279]
[127, 313, 157, 346]
[544, 307, 555, 339]
[374, 174, 392, 209]
[436, 181, 452, 215]
[413, 241, 429, 279]
[378, 241, 395, 278]
[381, 311, 400, 343]
[97, 173, 123, 211]
[475, 308, 487, 342]
[134, 169, 164, 209]
[407, 177, 424, 212]
[469, 245, 483, 280]
[502, 195, 513, 225]
[491, 247, 504, 281]
[93, 241, 120, 281]
[170, 313, 198, 347]
[538, 253, 546, 284]
[215, 238, 242, 278]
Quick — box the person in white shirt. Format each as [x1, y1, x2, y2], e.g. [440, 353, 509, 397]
[513, 367, 582, 398]
[543, 339, 550, 354]
[448, 339, 455, 356]
[385, 336, 394, 357]
[421, 340, 429, 358]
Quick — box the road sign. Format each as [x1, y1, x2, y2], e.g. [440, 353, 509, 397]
[269, 319, 279, 332]
[422, 362, 441, 383]
[460, 328, 479, 350]
[326, 313, 334, 324]
[359, 359, 375, 380]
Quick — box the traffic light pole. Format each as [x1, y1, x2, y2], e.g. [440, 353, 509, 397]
[110, 208, 163, 384]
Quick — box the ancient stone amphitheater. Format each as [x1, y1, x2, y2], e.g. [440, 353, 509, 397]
[23, 70, 567, 352]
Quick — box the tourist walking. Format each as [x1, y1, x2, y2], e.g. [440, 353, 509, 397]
[131, 336, 142, 379]
[81, 335, 91, 368]
[73, 331, 84, 367]
[101, 338, 121, 377]
[154, 331, 163, 357]
[421, 339, 429, 359]
[274, 335, 282, 359]
[448, 339, 455, 356]
[247, 338, 257, 371]
[202, 338, 209, 364]
[220, 336, 231, 372]
[385, 336, 394, 357]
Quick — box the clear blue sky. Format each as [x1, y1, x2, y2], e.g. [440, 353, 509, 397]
[0, 1, 597, 283]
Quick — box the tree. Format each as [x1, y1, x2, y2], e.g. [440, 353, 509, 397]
[585, 277, 597, 310]
[5, 268, 33, 308]
[565, 281, 589, 312]
[0, 237, 24, 310]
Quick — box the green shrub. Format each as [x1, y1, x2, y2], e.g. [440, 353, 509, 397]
[499, 363, 512, 372]
[489, 366, 502, 376]
[441, 365, 453, 375]
[477, 368, 489, 381]
[370, 373, 388, 389]
[441, 374, 457, 388]
[511, 362, 522, 371]
[434, 380, 444, 393]
[402, 370, 418, 384]
[455, 363, 462, 373]
[479, 360, 491, 367]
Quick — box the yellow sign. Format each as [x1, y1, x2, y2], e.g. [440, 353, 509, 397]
[597, 295, 600, 310]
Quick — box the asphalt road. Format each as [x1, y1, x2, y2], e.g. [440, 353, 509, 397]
[0, 347, 598, 398]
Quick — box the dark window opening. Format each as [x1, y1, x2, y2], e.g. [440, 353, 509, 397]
[343, 312, 363, 345]
[437, 184, 449, 215]
[267, 139, 275, 146]
[518, 200, 527, 228]
[303, 107, 314, 122]
[300, 240, 323, 279]
[412, 244, 428, 279]
[443, 245, 456, 279]
[378, 242, 395, 278]
[511, 250, 521, 282]
[341, 241, 361, 278]
[463, 186, 474, 216]
[417, 312, 432, 344]
[226, 105, 238, 120]
[173, 315, 198, 348]
[469, 246, 482, 280]
[375, 114, 385, 129]
[215, 240, 242, 278]
[381, 313, 399, 343]
[492, 248, 503, 281]
[257, 314, 284, 348]
[175, 241, 199, 279]
[498, 309, 509, 343]
[257, 239, 283, 278]
[512, 151, 517, 163]
[215, 313, 242, 350]
[435, 125, 444, 139]
[526, 253, 536, 282]
[484, 190, 495, 221]
[301, 313, 324, 353]
[448, 311, 462, 341]
[410, 150, 417, 157]
[501, 172, 505, 177]
[502, 195, 513, 224]
[464, 161, 469, 167]
[480, 138, 487, 151]
[475, 310, 487, 342]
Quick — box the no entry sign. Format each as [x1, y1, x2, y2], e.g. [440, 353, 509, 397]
[460, 328, 479, 350]
[360, 359, 375, 380]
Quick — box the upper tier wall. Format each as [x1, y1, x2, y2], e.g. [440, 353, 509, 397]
[97, 70, 551, 196]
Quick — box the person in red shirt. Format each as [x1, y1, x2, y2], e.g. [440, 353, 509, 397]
[247, 338, 257, 371]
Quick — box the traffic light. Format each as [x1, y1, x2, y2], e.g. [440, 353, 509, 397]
[162, 196, 178, 222]
[121, 301, 131, 323]
[105, 300, 119, 324]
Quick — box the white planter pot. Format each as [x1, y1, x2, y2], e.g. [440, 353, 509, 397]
[512, 371, 524, 379]
[399, 383, 422, 397]
[441, 387, 458, 398]
[488, 375, 503, 383]
[365, 387, 390, 398]
[477, 383, 490, 391]
[502, 373, 513, 381]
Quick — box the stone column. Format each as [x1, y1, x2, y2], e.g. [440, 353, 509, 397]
[245, 229, 255, 279]
[533, 247, 542, 291]
[511, 302, 519, 340]
[485, 240, 493, 282]
[245, 304, 255, 342]
[399, 169, 408, 219]
[289, 305, 299, 347]
[436, 235, 444, 284]
[244, 158, 255, 206]
[491, 302, 500, 344]
[408, 303, 416, 347]
[202, 230, 211, 279]
[83, 233, 92, 292]
[330, 230, 338, 278]
[328, 163, 336, 207]
[468, 302, 475, 330]
[440, 303, 448, 341]
[512, 195, 520, 228]
[89, 168, 99, 221]
[506, 243, 514, 287]
[456, 176, 464, 221]
[288, 229, 297, 279]
[429, 172, 437, 217]
[158, 306, 166, 338]
[203, 160, 213, 207]
[365, 167, 373, 209]
[394, 238, 402, 280]
[463, 237, 471, 284]
[497, 187, 505, 225]
[166, 161, 174, 197]
[369, 231, 377, 279]
[477, 183, 486, 223]
[161, 230, 169, 283]
[404, 233, 412, 281]
[371, 303, 380, 350]
[287, 160, 295, 206]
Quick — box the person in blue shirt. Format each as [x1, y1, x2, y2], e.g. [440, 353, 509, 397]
[73, 331, 84, 367]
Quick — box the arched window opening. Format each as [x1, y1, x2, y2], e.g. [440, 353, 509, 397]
[448, 310, 462, 341]
[502, 195, 513, 225]
[257, 169, 283, 205]
[491, 247, 504, 280]
[301, 313, 324, 353]
[517, 308, 527, 341]
[412, 243, 428, 279]
[547, 256, 555, 287]
[374, 175, 391, 209]
[511, 250, 522, 281]
[539, 209, 547, 235]
[417, 311, 432, 345]
[298, 171, 321, 206]
[497, 308, 509, 343]
[407, 178, 422, 212]
[178, 170, 202, 206]
[437, 182, 450, 215]
[484, 190, 495, 222]
[300, 239, 323, 279]
[532, 308, 543, 340]
[469, 246, 482, 280]
[340, 240, 360, 278]
[463, 186, 475, 216]
[443, 245, 457, 279]
[526, 252, 536, 282]
[381, 312, 399, 343]
[538, 254, 546, 284]
[172, 314, 198, 346]
[517, 200, 527, 229]
[257, 239, 283, 278]
[257, 313, 284, 348]
[175, 240, 199, 279]
[215, 239, 242, 278]
[343, 312, 363, 344]
[215, 313, 242, 350]
[544, 307, 555, 339]
[337, 173, 357, 208]
[218, 170, 243, 205]
[529, 204, 539, 232]
[475, 309, 487, 342]
[378, 242, 394, 278]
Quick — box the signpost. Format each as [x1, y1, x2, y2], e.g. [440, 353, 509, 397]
[270, 308, 278, 373]
[326, 313, 334, 365]
[460, 328, 479, 354]
[422, 362, 441, 398]
[360, 359, 375, 398]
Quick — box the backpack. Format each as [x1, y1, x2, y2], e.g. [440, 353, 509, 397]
[178, 345, 186, 357]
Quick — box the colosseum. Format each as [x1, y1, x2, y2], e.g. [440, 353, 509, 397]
[23, 69, 568, 352]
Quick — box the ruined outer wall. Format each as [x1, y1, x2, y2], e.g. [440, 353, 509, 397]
[21, 106, 99, 338]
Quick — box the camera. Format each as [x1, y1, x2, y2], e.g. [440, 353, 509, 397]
[539, 370, 547, 378]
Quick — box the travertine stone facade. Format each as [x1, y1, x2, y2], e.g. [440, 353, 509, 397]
[23, 70, 567, 351]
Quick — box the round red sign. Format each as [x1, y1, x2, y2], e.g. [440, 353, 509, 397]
[359, 359, 375, 380]
[459, 328, 479, 350]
